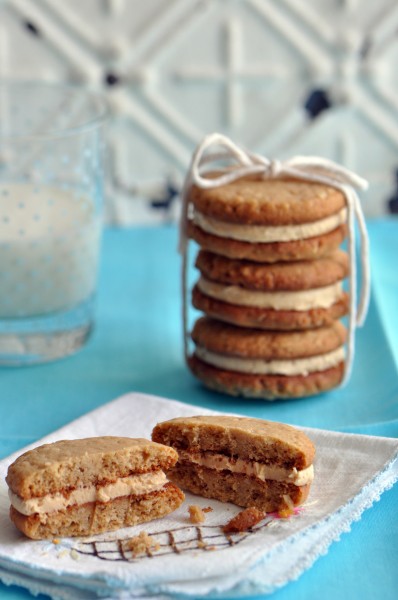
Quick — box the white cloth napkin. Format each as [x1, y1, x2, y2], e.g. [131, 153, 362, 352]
[0, 392, 396, 600]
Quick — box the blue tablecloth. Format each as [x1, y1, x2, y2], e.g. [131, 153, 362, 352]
[0, 218, 397, 600]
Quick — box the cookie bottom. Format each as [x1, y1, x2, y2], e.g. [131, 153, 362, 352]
[188, 222, 347, 263]
[10, 483, 184, 540]
[188, 355, 344, 399]
[167, 463, 311, 512]
[192, 286, 349, 330]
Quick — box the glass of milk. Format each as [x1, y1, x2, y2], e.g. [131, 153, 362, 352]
[0, 81, 108, 364]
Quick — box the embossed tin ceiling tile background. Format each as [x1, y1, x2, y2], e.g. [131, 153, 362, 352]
[1, 0, 397, 223]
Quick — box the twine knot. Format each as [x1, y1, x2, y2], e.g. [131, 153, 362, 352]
[268, 159, 282, 178]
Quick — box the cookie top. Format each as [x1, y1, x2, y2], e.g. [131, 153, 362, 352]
[190, 176, 346, 226]
[152, 415, 315, 469]
[191, 317, 346, 360]
[7, 437, 178, 500]
[196, 249, 349, 291]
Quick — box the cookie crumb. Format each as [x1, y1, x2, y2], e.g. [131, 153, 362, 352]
[223, 507, 266, 533]
[188, 504, 205, 523]
[202, 506, 213, 513]
[125, 531, 160, 557]
[52, 539, 60, 545]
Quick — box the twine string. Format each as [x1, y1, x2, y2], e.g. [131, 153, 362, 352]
[180, 133, 370, 386]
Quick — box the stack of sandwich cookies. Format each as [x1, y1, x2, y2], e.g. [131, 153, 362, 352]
[6, 437, 184, 540]
[186, 174, 350, 398]
[152, 415, 315, 513]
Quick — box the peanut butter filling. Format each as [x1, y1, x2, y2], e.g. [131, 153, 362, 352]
[9, 471, 168, 516]
[195, 346, 345, 376]
[197, 277, 344, 311]
[193, 208, 347, 243]
[178, 450, 313, 486]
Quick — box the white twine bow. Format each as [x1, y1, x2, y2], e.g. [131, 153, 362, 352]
[180, 132, 370, 388]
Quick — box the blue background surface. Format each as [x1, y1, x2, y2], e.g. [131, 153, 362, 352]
[0, 219, 397, 599]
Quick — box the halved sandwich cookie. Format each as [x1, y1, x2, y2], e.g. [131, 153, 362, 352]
[189, 317, 346, 399]
[193, 249, 349, 330]
[6, 437, 184, 539]
[152, 415, 315, 513]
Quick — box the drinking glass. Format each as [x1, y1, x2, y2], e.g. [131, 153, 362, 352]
[0, 81, 108, 364]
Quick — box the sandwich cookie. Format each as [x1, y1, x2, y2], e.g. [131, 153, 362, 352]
[189, 317, 346, 399]
[188, 177, 347, 262]
[193, 249, 349, 330]
[152, 415, 315, 512]
[6, 437, 184, 539]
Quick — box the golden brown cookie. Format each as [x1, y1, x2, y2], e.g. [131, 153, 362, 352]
[190, 177, 346, 225]
[152, 415, 315, 512]
[188, 176, 347, 262]
[196, 249, 349, 290]
[188, 354, 344, 400]
[7, 437, 185, 539]
[188, 317, 346, 399]
[193, 250, 349, 330]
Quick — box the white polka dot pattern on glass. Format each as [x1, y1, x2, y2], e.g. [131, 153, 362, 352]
[0, 183, 101, 318]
